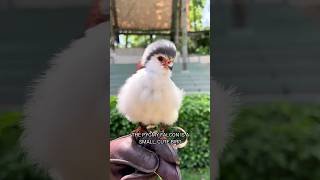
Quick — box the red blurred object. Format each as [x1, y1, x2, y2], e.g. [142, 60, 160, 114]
[86, 0, 107, 29]
[136, 61, 145, 71]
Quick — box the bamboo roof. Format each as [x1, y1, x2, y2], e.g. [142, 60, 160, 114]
[112, 0, 190, 31]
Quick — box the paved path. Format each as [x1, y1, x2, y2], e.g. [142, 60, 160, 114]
[110, 63, 210, 95]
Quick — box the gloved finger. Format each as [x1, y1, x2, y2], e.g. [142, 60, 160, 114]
[121, 172, 157, 180]
[156, 158, 181, 180]
[149, 143, 179, 165]
[110, 135, 159, 173]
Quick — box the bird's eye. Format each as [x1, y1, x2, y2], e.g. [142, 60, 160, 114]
[157, 56, 164, 62]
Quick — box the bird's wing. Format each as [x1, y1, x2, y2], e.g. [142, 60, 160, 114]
[212, 80, 239, 179]
[21, 22, 109, 180]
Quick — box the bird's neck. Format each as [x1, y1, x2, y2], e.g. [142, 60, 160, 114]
[145, 68, 171, 78]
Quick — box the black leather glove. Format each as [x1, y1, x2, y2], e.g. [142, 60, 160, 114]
[110, 135, 181, 180]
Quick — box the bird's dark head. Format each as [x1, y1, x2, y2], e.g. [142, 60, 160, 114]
[141, 40, 177, 75]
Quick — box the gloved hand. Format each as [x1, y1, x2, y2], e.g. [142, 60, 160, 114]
[110, 134, 181, 180]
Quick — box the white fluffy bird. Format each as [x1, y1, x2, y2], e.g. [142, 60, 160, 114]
[117, 40, 184, 132]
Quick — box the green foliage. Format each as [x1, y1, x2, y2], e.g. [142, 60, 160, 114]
[0, 101, 210, 179]
[0, 112, 50, 180]
[0, 112, 22, 150]
[187, 0, 210, 55]
[110, 96, 136, 140]
[219, 103, 320, 180]
[117, 35, 152, 48]
[110, 94, 211, 169]
[2, 102, 320, 179]
[188, 31, 210, 55]
[189, 0, 208, 31]
[117, 33, 210, 55]
[176, 94, 210, 168]
[181, 167, 210, 180]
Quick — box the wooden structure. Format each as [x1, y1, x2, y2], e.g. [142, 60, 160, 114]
[110, 0, 193, 70]
[110, 0, 191, 41]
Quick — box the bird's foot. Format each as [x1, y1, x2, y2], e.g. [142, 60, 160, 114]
[132, 122, 148, 135]
[132, 123, 149, 145]
[132, 126, 148, 134]
[159, 123, 169, 132]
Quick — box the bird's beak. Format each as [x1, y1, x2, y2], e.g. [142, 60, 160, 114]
[162, 58, 173, 70]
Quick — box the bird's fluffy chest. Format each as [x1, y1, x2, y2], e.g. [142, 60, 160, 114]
[117, 69, 184, 125]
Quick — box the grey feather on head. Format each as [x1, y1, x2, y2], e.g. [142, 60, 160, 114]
[141, 39, 177, 66]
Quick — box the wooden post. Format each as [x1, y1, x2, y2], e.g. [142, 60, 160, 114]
[110, 0, 115, 49]
[181, 0, 188, 71]
[150, 34, 153, 43]
[175, 0, 180, 47]
[125, 35, 128, 48]
[171, 0, 180, 46]
[111, 0, 119, 45]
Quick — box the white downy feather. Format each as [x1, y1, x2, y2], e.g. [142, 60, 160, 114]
[117, 55, 184, 126]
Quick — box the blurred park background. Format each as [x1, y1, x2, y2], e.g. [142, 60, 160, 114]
[1, 0, 320, 179]
[214, 0, 320, 179]
[0, 0, 210, 179]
